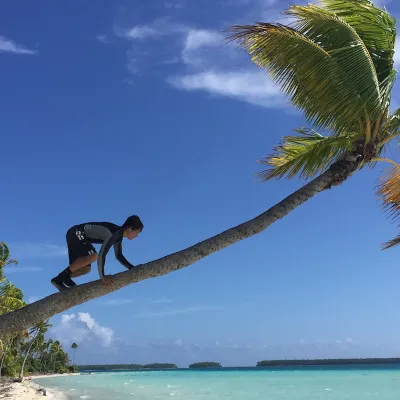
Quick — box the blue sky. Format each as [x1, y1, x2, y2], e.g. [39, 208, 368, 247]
[2, 0, 400, 367]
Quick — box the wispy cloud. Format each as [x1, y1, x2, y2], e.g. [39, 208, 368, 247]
[96, 34, 112, 44]
[100, 298, 135, 306]
[134, 305, 223, 318]
[4, 266, 44, 274]
[165, 0, 185, 8]
[0, 36, 37, 55]
[123, 26, 161, 40]
[151, 298, 173, 304]
[114, 18, 185, 41]
[51, 312, 113, 347]
[168, 70, 284, 107]
[8, 242, 67, 259]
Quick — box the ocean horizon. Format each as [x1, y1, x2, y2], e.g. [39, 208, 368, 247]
[34, 365, 400, 399]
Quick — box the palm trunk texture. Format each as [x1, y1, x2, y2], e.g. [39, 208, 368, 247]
[0, 155, 362, 338]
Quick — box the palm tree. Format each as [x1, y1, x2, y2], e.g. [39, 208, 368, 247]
[71, 343, 78, 365]
[0, 0, 398, 338]
[0, 243, 24, 354]
[0, 242, 18, 269]
[18, 321, 50, 379]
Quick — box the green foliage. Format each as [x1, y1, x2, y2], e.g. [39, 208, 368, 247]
[189, 362, 222, 368]
[68, 364, 79, 373]
[143, 363, 177, 369]
[0, 242, 17, 268]
[259, 129, 356, 180]
[0, 243, 10, 267]
[78, 363, 178, 371]
[228, 0, 397, 182]
[228, 1, 394, 134]
[0, 243, 71, 377]
[256, 358, 400, 367]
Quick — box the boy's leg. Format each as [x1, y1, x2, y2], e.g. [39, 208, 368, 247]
[51, 228, 97, 291]
[70, 264, 91, 278]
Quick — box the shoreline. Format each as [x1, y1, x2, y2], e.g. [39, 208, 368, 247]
[0, 373, 79, 400]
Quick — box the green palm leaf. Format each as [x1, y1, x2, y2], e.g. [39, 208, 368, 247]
[377, 166, 400, 218]
[320, 0, 396, 84]
[285, 5, 381, 119]
[258, 129, 357, 180]
[229, 23, 358, 133]
[0, 242, 10, 268]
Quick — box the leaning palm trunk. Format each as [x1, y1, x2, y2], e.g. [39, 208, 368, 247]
[19, 332, 39, 379]
[0, 337, 12, 376]
[0, 152, 362, 339]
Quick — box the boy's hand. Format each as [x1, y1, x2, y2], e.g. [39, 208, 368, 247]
[101, 275, 115, 288]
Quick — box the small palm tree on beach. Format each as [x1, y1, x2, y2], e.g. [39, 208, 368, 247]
[0, 0, 399, 337]
[71, 343, 78, 365]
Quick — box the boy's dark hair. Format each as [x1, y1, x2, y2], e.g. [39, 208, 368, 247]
[122, 215, 144, 231]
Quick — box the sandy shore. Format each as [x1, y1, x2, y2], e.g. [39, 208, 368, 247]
[0, 374, 79, 400]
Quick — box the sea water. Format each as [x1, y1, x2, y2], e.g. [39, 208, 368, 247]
[33, 366, 400, 400]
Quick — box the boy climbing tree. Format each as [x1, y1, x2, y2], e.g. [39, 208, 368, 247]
[51, 215, 143, 291]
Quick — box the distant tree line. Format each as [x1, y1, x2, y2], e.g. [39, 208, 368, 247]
[256, 358, 400, 367]
[189, 362, 222, 368]
[78, 363, 177, 371]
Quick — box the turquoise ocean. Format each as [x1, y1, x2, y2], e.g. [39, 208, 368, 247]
[34, 366, 400, 399]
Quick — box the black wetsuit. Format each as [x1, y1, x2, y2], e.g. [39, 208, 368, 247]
[66, 222, 135, 278]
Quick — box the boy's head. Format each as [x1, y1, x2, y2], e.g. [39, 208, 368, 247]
[122, 215, 144, 240]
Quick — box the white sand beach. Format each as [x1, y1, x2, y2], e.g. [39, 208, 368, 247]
[0, 374, 78, 400]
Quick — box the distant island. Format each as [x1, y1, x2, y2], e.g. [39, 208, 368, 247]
[189, 362, 222, 368]
[256, 358, 400, 367]
[77, 358, 400, 372]
[78, 363, 177, 371]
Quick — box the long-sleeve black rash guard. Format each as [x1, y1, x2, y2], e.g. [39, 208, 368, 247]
[74, 222, 135, 278]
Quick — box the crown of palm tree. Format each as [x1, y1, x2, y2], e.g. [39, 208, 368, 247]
[228, 0, 399, 247]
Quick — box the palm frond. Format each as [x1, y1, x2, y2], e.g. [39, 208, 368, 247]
[376, 166, 400, 221]
[285, 4, 382, 120]
[258, 128, 357, 181]
[376, 108, 400, 148]
[381, 235, 400, 250]
[228, 23, 363, 133]
[383, 108, 400, 133]
[320, 0, 396, 84]
[0, 242, 10, 267]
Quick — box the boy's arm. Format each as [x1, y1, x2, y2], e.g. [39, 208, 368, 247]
[114, 242, 135, 269]
[97, 232, 115, 278]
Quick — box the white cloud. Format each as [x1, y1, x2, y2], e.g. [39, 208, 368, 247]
[175, 338, 183, 346]
[184, 29, 223, 52]
[0, 36, 37, 55]
[96, 34, 111, 44]
[395, 36, 400, 67]
[372, 0, 392, 5]
[181, 29, 224, 67]
[100, 298, 134, 306]
[134, 305, 223, 318]
[5, 266, 44, 274]
[168, 27, 285, 108]
[123, 26, 160, 40]
[51, 312, 113, 347]
[115, 18, 186, 41]
[151, 298, 173, 304]
[111, 10, 286, 108]
[169, 70, 284, 107]
[8, 242, 67, 259]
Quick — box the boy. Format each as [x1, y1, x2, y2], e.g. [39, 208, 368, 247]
[51, 215, 143, 291]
